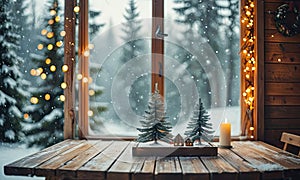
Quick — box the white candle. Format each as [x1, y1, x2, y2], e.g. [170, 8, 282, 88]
[219, 121, 231, 147]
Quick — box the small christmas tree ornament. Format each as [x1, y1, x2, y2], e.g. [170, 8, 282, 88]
[184, 98, 214, 145]
[136, 83, 172, 144]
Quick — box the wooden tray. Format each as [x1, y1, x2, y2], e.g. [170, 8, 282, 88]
[132, 143, 217, 157]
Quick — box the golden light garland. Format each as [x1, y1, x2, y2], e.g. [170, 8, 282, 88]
[241, 0, 255, 138]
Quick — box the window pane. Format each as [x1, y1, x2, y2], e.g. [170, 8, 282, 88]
[164, 0, 241, 136]
[88, 0, 151, 136]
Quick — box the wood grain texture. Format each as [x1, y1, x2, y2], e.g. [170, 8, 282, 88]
[155, 157, 182, 180]
[265, 64, 300, 82]
[265, 106, 300, 118]
[77, 141, 130, 179]
[265, 96, 300, 106]
[265, 43, 300, 53]
[265, 119, 300, 129]
[265, 83, 300, 95]
[201, 155, 238, 180]
[179, 157, 209, 180]
[4, 140, 83, 176]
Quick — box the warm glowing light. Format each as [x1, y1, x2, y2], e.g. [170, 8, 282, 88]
[61, 82, 67, 89]
[23, 113, 29, 119]
[243, 92, 247, 97]
[48, 19, 54, 25]
[60, 31, 66, 37]
[62, 65, 68, 72]
[56, 41, 63, 47]
[30, 97, 39, 104]
[83, 50, 90, 57]
[271, 35, 274, 38]
[45, 58, 51, 64]
[74, 6, 80, 13]
[45, 94, 51, 101]
[37, 44, 44, 50]
[250, 135, 254, 139]
[37, 68, 43, 75]
[41, 73, 47, 80]
[246, 11, 251, 16]
[89, 89, 95, 96]
[59, 95, 65, 101]
[88, 44, 95, 50]
[47, 44, 54, 50]
[88, 110, 93, 117]
[47, 32, 54, 39]
[30, 69, 37, 76]
[88, 77, 93, 84]
[277, 58, 282, 62]
[50, 10, 56, 16]
[243, 50, 247, 54]
[77, 74, 83, 80]
[55, 16, 60, 22]
[41, 29, 47, 35]
[250, 127, 254, 131]
[83, 77, 89, 83]
[50, 65, 56, 72]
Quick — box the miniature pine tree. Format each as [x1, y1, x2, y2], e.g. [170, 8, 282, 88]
[184, 98, 214, 144]
[137, 84, 172, 143]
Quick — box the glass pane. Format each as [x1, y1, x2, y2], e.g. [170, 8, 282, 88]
[88, 0, 151, 136]
[164, 0, 241, 136]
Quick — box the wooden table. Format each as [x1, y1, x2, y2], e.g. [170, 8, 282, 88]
[4, 140, 300, 180]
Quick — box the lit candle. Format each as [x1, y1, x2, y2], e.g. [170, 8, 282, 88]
[219, 120, 231, 148]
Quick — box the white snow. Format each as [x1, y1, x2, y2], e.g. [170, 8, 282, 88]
[0, 143, 44, 180]
[4, 130, 15, 141]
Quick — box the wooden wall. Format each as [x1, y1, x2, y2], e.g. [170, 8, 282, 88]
[262, 0, 300, 150]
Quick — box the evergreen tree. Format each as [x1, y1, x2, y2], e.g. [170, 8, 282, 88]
[137, 85, 172, 143]
[120, 0, 149, 117]
[23, 0, 64, 148]
[184, 98, 214, 144]
[89, 9, 105, 40]
[0, 0, 29, 142]
[120, 0, 143, 64]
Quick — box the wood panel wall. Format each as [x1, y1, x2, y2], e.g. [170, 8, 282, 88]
[262, 0, 300, 149]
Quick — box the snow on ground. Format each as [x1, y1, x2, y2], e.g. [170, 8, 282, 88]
[0, 143, 44, 180]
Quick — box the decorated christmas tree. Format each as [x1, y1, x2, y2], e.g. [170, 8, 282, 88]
[0, 0, 30, 143]
[23, 0, 64, 148]
[184, 98, 214, 144]
[137, 84, 172, 143]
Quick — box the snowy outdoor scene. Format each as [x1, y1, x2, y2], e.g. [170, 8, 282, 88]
[1, 0, 241, 179]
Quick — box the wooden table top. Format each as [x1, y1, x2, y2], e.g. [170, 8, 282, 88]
[4, 140, 300, 180]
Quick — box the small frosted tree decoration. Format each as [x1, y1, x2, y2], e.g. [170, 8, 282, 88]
[137, 84, 172, 143]
[184, 98, 214, 145]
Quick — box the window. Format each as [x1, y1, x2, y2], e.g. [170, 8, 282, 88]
[76, 0, 241, 138]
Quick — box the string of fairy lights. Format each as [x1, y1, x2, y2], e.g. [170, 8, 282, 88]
[27, 4, 95, 120]
[241, 0, 255, 138]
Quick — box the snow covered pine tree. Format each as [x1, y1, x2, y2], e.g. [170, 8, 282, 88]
[0, 0, 29, 142]
[184, 98, 214, 144]
[23, 0, 64, 148]
[137, 84, 172, 143]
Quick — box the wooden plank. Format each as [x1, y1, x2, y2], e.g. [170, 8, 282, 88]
[265, 64, 300, 82]
[179, 157, 209, 180]
[63, 0, 76, 139]
[265, 119, 300, 129]
[234, 141, 300, 179]
[264, 11, 276, 30]
[155, 157, 182, 180]
[265, 52, 300, 64]
[230, 141, 285, 179]
[265, 96, 300, 106]
[76, 141, 130, 179]
[254, 141, 300, 179]
[265, 83, 300, 95]
[35, 141, 98, 177]
[217, 148, 260, 180]
[265, 106, 300, 118]
[265, 43, 300, 53]
[57, 141, 112, 177]
[265, 29, 300, 43]
[132, 145, 217, 157]
[4, 140, 83, 176]
[132, 157, 155, 180]
[201, 155, 238, 180]
[107, 142, 144, 180]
